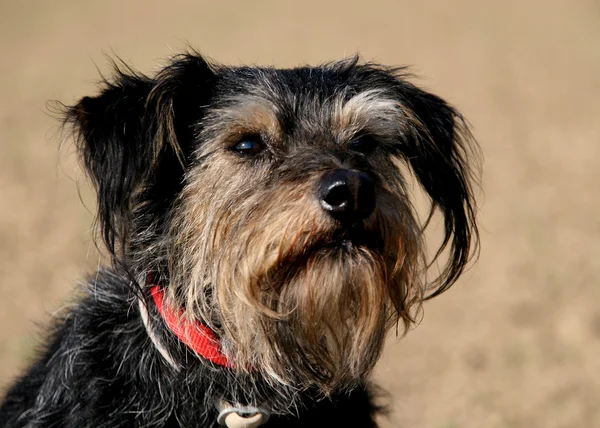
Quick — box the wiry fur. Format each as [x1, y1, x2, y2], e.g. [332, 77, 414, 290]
[1, 52, 479, 427]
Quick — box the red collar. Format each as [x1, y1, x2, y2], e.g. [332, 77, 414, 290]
[150, 285, 232, 368]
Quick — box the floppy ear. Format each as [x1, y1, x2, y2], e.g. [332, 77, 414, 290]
[65, 54, 215, 258]
[396, 83, 479, 297]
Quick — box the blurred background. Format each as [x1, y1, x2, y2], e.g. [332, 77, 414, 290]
[1, 1, 599, 427]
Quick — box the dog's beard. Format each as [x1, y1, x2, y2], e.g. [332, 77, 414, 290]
[244, 246, 392, 391]
[169, 173, 422, 392]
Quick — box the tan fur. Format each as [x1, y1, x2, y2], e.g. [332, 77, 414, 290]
[202, 97, 283, 149]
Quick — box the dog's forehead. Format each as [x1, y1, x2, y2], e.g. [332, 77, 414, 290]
[220, 64, 355, 99]
[207, 64, 403, 141]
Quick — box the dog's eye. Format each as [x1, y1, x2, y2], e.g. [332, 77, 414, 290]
[349, 135, 378, 155]
[231, 136, 265, 157]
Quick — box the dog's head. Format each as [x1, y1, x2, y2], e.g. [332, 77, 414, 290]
[65, 53, 478, 392]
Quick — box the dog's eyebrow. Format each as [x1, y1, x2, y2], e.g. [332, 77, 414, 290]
[331, 89, 403, 139]
[211, 97, 282, 139]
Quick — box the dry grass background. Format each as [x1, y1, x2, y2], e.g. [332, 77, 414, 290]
[1, 1, 599, 427]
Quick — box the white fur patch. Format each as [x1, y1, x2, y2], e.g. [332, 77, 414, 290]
[138, 298, 180, 370]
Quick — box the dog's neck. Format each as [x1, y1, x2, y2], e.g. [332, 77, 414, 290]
[139, 285, 271, 427]
[139, 283, 231, 369]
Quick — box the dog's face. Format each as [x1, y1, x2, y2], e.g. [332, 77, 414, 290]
[66, 53, 478, 392]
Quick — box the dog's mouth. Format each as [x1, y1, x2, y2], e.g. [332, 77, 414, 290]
[258, 225, 387, 288]
[327, 224, 382, 248]
[304, 219, 389, 258]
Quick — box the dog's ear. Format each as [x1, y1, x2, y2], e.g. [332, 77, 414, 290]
[65, 54, 215, 258]
[395, 83, 480, 297]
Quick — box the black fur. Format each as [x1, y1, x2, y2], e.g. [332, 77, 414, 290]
[1, 52, 478, 427]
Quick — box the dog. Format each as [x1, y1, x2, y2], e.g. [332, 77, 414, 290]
[0, 52, 479, 427]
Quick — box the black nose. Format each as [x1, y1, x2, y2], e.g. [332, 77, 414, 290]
[319, 169, 376, 223]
